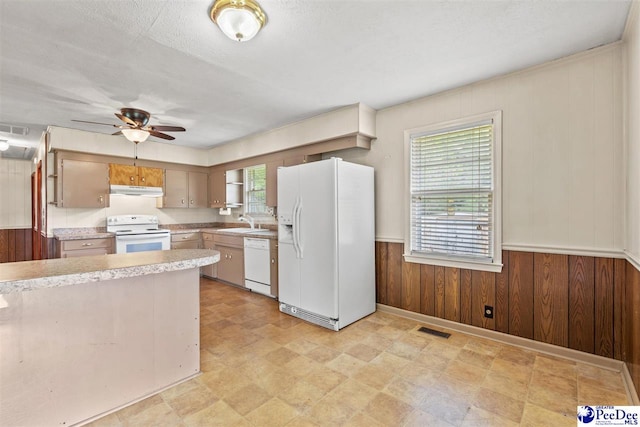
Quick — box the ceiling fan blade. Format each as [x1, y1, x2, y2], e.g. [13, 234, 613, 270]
[149, 130, 175, 141]
[112, 131, 123, 136]
[149, 125, 186, 132]
[71, 119, 118, 127]
[115, 113, 138, 126]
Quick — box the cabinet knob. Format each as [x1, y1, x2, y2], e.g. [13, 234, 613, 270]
[82, 243, 93, 247]
[141, 177, 145, 182]
[98, 195, 103, 203]
[130, 176, 135, 181]
[181, 199, 185, 204]
[271, 258, 275, 264]
[190, 200, 194, 204]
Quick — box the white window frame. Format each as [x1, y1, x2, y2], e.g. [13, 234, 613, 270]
[404, 110, 502, 273]
[244, 164, 269, 216]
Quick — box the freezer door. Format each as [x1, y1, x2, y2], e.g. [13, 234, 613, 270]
[277, 165, 301, 306]
[297, 159, 339, 318]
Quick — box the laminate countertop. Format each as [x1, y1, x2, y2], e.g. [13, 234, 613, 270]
[0, 249, 220, 294]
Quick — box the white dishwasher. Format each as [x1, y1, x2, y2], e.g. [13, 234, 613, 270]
[244, 238, 272, 297]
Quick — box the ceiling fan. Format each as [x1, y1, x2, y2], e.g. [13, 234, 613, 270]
[72, 108, 186, 143]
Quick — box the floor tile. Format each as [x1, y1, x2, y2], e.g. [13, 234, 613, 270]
[94, 279, 632, 426]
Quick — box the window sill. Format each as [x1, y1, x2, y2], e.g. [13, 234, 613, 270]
[403, 254, 503, 273]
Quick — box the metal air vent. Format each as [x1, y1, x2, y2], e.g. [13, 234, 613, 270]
[0, 123, 29, 136]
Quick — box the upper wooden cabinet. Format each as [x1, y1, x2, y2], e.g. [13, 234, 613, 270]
[265, 160, 283, 207]
[210, 166, 226, 208]
[56, 159, 110, 208]
[160, 170, 208, 208]
[189, 171, 209, 208]
[109, 164, 163, 187]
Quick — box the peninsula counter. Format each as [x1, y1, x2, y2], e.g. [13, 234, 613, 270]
[0, 249, 219, 426]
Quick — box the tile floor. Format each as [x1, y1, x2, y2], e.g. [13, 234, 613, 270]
[89, 278, 632, 426]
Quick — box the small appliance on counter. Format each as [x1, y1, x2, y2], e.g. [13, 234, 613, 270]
[107, 215, 171, 254]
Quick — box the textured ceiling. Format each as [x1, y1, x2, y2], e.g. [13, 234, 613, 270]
[0, 0, 632, 150]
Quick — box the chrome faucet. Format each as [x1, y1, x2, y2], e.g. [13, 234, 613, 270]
[239, 215, 255, 229]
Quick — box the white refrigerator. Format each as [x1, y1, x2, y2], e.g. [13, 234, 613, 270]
[277, 157, 375, 331]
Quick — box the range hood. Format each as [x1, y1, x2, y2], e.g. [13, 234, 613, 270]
[110, 184, 163, 197]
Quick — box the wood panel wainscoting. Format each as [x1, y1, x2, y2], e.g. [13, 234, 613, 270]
[0, 228, 33, 263]
[375, 242, 640, 396]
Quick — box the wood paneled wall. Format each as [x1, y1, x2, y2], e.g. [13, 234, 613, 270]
[376, 242, 626, 360]
[0, 228, 33, 263]
[626, 262, 640, 397]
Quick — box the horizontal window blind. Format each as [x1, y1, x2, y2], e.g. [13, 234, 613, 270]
[410, 122, 494, 260]
[245, 164, 267, 215]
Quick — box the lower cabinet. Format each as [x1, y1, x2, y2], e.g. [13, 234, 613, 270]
[213, 234, 244, 286]
[171, 232, 201, 249]
[57, 237, 114, 258]
[201, 232, 217, 278]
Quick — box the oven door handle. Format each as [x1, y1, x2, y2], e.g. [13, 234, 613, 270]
[116, 234, 170, 241]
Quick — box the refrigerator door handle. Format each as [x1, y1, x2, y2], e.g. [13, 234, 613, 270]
[292, 197, 301, 258]
[297, 201, 304, 258]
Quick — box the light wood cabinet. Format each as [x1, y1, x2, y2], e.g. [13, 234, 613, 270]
[283, 154, 321, 167]
[210, 167, 226, 208]
[214, 234, 244, 286]
[56, 159, 110, 208]
[189, 171, 209, 208]
[171, 232, 201, 249]
[109, 164, 163, 187]
[57, 237, 114, 258]
[201, 232, 217, 278]
[161, 170, 209, 208]
[266, 160, 283, 207]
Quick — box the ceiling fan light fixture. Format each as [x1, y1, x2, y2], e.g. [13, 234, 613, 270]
[210, 0, 267, 42]
[0, 140, 9, 151]
[121, 129, 150, 143]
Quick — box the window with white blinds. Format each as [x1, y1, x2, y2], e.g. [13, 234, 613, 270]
[405, 111, 502, 272]
[244, 164, 267, 215]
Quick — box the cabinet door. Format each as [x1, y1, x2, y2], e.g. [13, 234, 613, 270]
[218, 246, 244, 286]
[138, 166, 163, 187]
[266, 160, 283, 207]
[283, 154, 321, 167]
[201, 239, 217, 278]
[163, 169, 188, 208]
[109, 164, 138, 186]
[60, 159, 109, 208]
[188, 171, 209, 208]
[209, 167, 226, 208]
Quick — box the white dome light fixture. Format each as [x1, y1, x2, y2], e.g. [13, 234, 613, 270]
[210, 0, 267, 42]
[121, 128, 150, 144]
[0, 140, 9, 151]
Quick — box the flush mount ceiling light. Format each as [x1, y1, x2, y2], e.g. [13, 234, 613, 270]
[121, 128, 150, 144]
[0, 140, 9, 151]
[210, 0, 267, 42]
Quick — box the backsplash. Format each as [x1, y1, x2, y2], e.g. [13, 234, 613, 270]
[47, 195, 220, 235]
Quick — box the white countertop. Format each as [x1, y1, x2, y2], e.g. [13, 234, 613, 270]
[0, 249, 220, 294]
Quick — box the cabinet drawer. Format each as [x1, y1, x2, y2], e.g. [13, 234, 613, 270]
[62, 247, 111, 258]
[171, 241, 200, 250]
[213, 234, 243, 248]
[62, 238, 112, 251]
[171, 232, 200, 242]
[202, 232, 216, 241]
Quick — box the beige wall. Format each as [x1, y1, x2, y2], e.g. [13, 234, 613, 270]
[625, 2, 640, 266]
[0, 158, 32, 229]
[336, 44, 624, 256]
